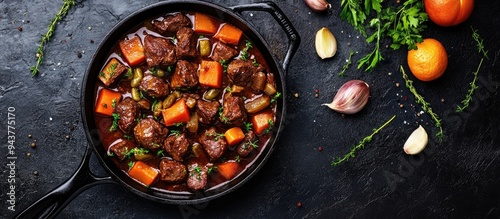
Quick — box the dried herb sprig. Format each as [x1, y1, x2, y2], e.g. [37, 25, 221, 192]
[456, 58, 484, 112]
[332, 115, 396, 166]
[30, 0, 76, 76]
[471, 26, 489, 59]
[400, 66, 444, 140]
[456, 27, 489, 112]
[339, 50, 355, 77]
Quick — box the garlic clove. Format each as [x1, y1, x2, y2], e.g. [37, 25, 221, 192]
[403, 125, 428, 155]
[315, 27, 337, 59]
[304, 0, 332, 12]
[322, 80, 370, 114]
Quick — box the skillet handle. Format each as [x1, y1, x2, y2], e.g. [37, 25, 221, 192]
[15, 145, 115, 219]
[230, 1, 301, 73]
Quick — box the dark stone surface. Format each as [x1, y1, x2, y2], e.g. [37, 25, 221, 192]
[1, 0, 499, 218]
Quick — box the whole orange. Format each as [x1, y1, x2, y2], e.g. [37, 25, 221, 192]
[407, 38, 448, 82]
[424, 0, 474, 27]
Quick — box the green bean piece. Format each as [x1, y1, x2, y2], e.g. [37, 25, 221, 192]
[153, 100, 163, 117]
[185, 97, 197, 109]
[186, 113, 199, 133]
[155, 69, 165, 78]
[203, 89, 221, 100]
[131, 68, 143, 88]
[199, 40, 211, 57]
[131, 88, 141, 101]
[163, 92, 177, 109]
[245, 95, 271, 114]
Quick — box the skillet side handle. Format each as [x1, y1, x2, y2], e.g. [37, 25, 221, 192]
[230, 1, 301, 73]
[15, 145, 115, 219]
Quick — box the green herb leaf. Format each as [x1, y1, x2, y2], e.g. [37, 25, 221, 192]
[109, 113, 120, 132]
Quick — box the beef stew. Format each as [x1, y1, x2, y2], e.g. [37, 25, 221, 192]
[94, 12, 279, 192]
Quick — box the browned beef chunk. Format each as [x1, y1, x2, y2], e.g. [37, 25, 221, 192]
[115, 97, 139, 134]
[187, 163, 208, 190]
[139, 74, 170, 98]
[133, 118, 168, 151]
[110, 140, 136, 161]
[99, 60, 128, 87]
[220, 94, 247, 126]
[170, 60, 198, 89]
[164, 133, 190, 162]
[226, 60, 258, 86]
[236, 131, 258, 157]
[196, 100, 220, 125]
[143, 35, 176, 68]
[210, 42, 238, 62]
[199, 127, 228, 161]
[159, 159, 187, 182]
[176, 27, 197, 59]
[152, 13, 191, 34]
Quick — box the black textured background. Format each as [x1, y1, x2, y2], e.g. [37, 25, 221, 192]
[1, 0, 499, 218]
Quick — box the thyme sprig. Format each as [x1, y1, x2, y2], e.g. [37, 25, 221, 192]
[400, 66, 444, 140]
[31, 0, 76, 76]
[456, 57, 484, 112]
[339, 50, 354, 77]
[456, 27, 489, 112]
[471, 26, 489, 59]
[332, 115, 396, 166]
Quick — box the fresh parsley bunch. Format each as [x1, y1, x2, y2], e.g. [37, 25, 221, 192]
[341, 0, 428, 71]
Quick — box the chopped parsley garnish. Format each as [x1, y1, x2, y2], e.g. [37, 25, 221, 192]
[124, 147, 149, 159]
[219, 59, 228, 73]
[218, 107, 229, 124]
[170, 130, 181, 136]
[206, 131, 225, 141]
[235, 155, 240, 163]
[111, 98, 117, 109]
[240, 40, 253, 60]
[124, 68, 133, 79]
[207, 166, 217, 174]
[128, 161, 134, 169]
[270, 92, 282, 103]
[244, 122, 253, 132]
[107, 151, 114, 157]
[156, 150, 165, 157]
[109, 113, 120, 132]
[252, 58, 259, 67]
[174, 122, 184, 127]
[123, 134, 133, 140]
[263, 119, 274, 134]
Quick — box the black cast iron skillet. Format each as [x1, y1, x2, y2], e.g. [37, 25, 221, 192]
[16, 1, 300, 218]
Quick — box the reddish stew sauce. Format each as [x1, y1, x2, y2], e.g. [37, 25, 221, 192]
[93, 12, 278, 192]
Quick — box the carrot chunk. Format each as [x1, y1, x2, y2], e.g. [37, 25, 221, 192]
[194, 12, 219, 35]
[95, 88, 122, 116]
[199, 60, 223, 88]
[119, 36, 145, 66]
[251, 110, 274, 135]
[214, 23, 243, 45]
[224, 127, 245, 146]
[217, 161, 239, 180]
[128, 161, 159, 187]
[162, 98, 191, 126]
